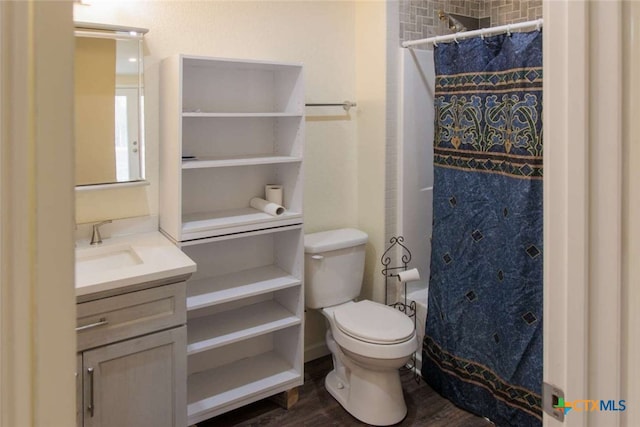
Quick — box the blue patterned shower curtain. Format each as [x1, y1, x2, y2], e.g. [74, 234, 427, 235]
[422, 31, 543, 426]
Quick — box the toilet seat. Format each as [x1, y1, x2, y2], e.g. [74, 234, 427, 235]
[333, 300, 415, 345]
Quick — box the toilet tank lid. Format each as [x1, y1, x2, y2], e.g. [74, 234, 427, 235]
[304, 228, 368, 254]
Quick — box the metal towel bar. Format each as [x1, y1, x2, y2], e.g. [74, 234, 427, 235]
[305, 101, 357, 112]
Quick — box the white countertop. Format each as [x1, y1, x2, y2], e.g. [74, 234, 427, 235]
[76, 231, 196, 299]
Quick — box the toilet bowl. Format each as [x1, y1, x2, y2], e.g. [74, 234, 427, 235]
[321, 301, 417, 425]
[305, 229, 418, 426]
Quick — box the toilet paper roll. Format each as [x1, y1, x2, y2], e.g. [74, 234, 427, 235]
[265, 184, 283, 206]
[250, 197, 285, 217]
[397, 268, 421, 283]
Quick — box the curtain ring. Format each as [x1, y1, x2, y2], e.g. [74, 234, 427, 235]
[453, 34, 459, 44]
[433, 36, 439, 47]
[507, 25, 512, 36]
[536, 20, 542, 32]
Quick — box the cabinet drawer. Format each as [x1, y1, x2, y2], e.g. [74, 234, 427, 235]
[77, 282, 186, 351]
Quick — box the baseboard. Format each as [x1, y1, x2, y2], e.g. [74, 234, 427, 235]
[416, 350, 422, 371]
[412, 351, 424, 376]
[304, 342, 330, 363]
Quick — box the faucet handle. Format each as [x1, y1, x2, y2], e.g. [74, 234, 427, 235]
[90, 220, 112, 245]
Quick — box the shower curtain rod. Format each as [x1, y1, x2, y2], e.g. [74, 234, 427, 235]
[401, 18, 543, 48]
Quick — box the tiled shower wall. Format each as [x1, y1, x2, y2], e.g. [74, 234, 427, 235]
[400, 0, 543, 44]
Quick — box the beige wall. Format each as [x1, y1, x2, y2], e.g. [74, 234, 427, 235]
[1, 1, 76, 426]
[74, 0, 360, 227]
[75, 0, 388, 358]
[355, 0, 387, 303]
[75, 37, 117, 185]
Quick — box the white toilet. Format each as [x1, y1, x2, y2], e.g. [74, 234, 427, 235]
[304, 228, 418, 426]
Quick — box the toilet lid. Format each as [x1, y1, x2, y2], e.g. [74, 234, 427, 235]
[333, 300, 415, 345]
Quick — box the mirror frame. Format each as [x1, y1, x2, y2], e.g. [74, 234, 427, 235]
[74, 22, 149, 190]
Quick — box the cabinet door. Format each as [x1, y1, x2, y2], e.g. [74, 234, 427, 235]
[82, 326, 186, 427]
[77, 354, 83, 427]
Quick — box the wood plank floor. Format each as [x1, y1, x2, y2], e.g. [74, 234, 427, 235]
[199, 356, 493, 426]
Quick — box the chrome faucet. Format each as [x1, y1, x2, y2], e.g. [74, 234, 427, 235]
[90, 220, 112, 245]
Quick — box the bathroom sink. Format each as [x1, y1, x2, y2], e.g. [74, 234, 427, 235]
[74, 231, 196, 299]
[76, 244, 143, 277]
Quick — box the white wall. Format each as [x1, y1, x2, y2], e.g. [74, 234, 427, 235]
[543, 1, 640, 426]
[75, 0, 388, 360]
[385, 0, 400, 250]
[398, 47, 434, 296]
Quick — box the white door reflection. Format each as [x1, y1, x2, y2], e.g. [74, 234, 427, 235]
[115, 88, 141, 182]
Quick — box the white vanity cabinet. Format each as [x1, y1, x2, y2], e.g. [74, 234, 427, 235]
[159, 55, 305, 425]
[76, 282, 187, 427]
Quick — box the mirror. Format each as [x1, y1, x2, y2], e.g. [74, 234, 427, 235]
[74, 23, 147, 187]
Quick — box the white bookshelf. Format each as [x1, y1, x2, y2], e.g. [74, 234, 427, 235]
[181, 208, 302, 241]
[187, 349, 300, 424]
[181, 154, 302, 169]
[187, 300, 300, 354]
[160, 55, 304, 425]
[186, 265, 300, 310]
[161, 55, 304, 242]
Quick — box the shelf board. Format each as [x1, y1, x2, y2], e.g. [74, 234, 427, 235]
[187, 300, 300, 355]
[182, 55, 303, 70]
[187, 351, 300, 424]
[182, 112, 302, 118]
[182, 154, 302, 169]
[187, 265, 300, 311]
[181, 208, 302, 240]
[178, 223, 302, 247]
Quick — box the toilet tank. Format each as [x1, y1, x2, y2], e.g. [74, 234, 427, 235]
[304, 228, 368, 309]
